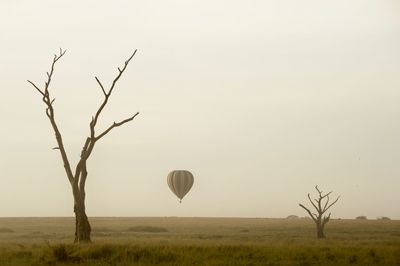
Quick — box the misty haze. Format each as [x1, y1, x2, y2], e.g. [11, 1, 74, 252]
[0, 0, 399, 265]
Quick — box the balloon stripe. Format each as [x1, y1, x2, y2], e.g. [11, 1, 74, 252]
[167, 173, 175, 195]
[172, 171, 182, 199]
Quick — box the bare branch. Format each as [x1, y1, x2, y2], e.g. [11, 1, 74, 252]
[307, 194, 319, 213]
[28, 48, 74, 185]
[107, 50, 137, 97]
[322, 195, 330, 212]
[77, 51, 139, 178]
[46, 108, 51, 118]
[44, 49, 66, 92]
[315, 185, 322, 195]
[95, 77, 107, 96]
[322, 213, 331, 226]
[95, 112, 139, 141]
[314, 186, 325, 214]
[299, 204, 317, 222]
[324, 195, 340, 213]
[90, 50, 138, 132]
[73, 137, 92, 182]
[321, 191, 332, 199]
[54, 48, 66, 63]
[27, 80, 45, 96]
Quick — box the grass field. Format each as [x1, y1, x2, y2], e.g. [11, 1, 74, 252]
[0, 217, 399, 265]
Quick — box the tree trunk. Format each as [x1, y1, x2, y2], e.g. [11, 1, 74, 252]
[316, 223, 325, 239]
[73, 196, 91, 243]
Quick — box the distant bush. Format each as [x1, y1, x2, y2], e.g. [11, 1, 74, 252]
[126, 226, 168, 233]
[356, 216, 367, 220]
[0, 227, 14, 233]
[377, 216, 391, 221]
[286, 215, 299, 219]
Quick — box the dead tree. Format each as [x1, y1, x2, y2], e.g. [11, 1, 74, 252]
[299, 185, 340, 238]
[28, 49, 139, 243]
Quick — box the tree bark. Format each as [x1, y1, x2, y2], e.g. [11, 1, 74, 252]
[316, 223, 325, 238]
[73, 194, 91, 243]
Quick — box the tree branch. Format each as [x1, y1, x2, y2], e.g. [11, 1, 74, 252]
[95, 112, 139, 141]
[91, 50, 137, 132]
[315, 185, 321, 193]
[73, 137, 92, 184]
[321, 191, 332, 199]
[324, 195, 340, 213]
[299, 204, 317, 222]
[307, 194, 319, 213]
[29, 49, 139, 194]
[74, 51, 139, 182]
[27, 80, 45, 96]
[322, 213, 331, 226]
[95, 77, 107, 96]
[27, 48, 74, 185]
[322, 195, 330, 212]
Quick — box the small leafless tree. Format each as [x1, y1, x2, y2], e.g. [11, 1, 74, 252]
[28, 49, 139, 243]
[299, 185, 340, 238]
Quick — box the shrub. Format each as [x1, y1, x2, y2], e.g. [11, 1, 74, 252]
[52, 244, 69, 261]
[287, 215, 299, 219]
[38, 243, 80, 264]
[377, 216, 391, 221]
[356, 216, 367, 220]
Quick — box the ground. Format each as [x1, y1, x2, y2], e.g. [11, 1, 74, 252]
[0, 217, 399, 265]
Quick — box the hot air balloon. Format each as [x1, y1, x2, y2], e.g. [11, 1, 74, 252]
[167, 170, 194, 203]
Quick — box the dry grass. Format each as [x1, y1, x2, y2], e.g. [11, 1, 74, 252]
[125, 225, 168, 233]
[0, 217, 399, 265]
[0, 227, 14, 233]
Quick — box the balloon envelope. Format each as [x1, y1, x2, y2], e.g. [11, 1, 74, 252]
[167, 170, 194, 202]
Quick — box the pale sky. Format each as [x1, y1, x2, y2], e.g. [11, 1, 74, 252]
[0, 0, 399, 219]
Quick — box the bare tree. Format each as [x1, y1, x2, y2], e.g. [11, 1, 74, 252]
[299, 185, 340, 238]
[28, 49, 139, 243]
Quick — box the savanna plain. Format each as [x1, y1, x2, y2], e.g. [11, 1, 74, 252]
[0, 217, 399, 266]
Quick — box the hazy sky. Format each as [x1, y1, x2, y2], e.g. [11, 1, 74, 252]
[0, 0, 399, 219]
